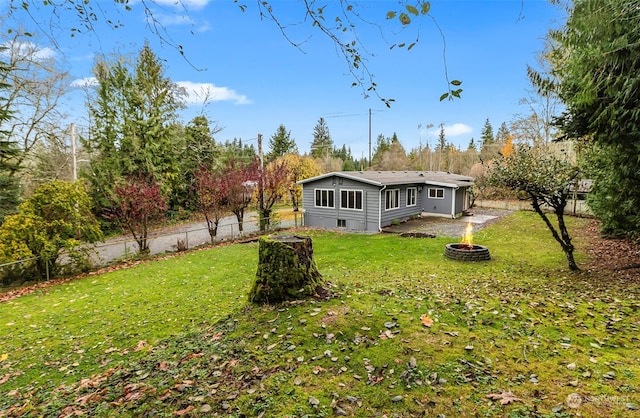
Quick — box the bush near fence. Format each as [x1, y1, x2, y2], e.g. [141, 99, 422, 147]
[0, 212, 303, 288]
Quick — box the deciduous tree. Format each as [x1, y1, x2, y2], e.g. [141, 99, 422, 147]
[225, 159, 259, 233]
[107, 173, 168, 255]
[278, 154, 320, 213]
[257, 158, 290, 231]
[487, 145, 580, 271]
[7, 1, 453, 105]
[0, 32, 70, 180]
[0, 180, 103, 280]
[193, 167, 227, 243]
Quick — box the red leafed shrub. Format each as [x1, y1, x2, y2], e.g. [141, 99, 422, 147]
[107, 173, 168, 255]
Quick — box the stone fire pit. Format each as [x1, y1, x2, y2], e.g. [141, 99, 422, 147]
[444, 243, 491, 261]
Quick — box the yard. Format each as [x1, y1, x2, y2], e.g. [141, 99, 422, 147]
[1, 211, 639, 417]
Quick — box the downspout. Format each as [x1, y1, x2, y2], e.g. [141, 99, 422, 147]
[451, 186, 459, 218]
[379, 185, 387, 232]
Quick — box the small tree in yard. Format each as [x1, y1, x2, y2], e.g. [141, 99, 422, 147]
[257, 158, 290, 231]
[225, 159, 259, 233]
[193, 167, 228, 243]
[0, 181, 103, 280]
[280, 154, 321, 213]
[107, 174, 167, 255]
[487, 145, 580, 271]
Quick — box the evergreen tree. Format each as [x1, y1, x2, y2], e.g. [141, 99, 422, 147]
[267, 124, 297, 163]
[85, 44, 185, 219]
[495, 122, 510, 144]
[551, 0, 640, 237]
[220, 138, 257, 163]
[0, 139, 20, 222]
[436, 124, 447, 152]
[480, 118, 495, 146]
[184, 115, 219, 170]
[467, 137, 477, 151]
[309, 117, 333, 159]
[480, 118, 501, 163]
[370, 134, 391, 167]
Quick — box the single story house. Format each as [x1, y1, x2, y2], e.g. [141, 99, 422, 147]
[297, 171, 474, 233]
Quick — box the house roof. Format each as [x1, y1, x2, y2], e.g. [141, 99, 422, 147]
[298, 171, 474, 188]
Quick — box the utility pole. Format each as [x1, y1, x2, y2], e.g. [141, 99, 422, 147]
[368, 108, 372, 167]
[71, 123, 77, 181]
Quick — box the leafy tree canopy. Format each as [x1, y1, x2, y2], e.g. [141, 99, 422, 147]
[551, 0, 640, 237]
[0, 180, 102, 279]
[488, 145, 580, 270]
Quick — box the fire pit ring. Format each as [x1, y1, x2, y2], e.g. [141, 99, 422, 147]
[444, 243, 491, 261]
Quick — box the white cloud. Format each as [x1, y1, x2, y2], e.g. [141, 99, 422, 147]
[152, 0, 210, 10]
[427, 123, 473, 137]
[176, 81, 252, 105]
[71, 77, 98, 89]
[69, 79, 252, 105]
[157, 13, 195, 27]
[1, 41, 56, 61]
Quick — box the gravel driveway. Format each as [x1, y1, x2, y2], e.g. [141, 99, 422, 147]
[381, 208, 514, 238]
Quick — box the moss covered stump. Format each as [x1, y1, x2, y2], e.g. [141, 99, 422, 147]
[249, 234, 323, 304]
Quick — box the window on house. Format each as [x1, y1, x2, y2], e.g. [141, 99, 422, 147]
[337, 219, 346, 228]
[428, 188, 445, 199]
[315, 189, 335, 207]
[340, 189, 363, 210]
[385, 189, 400, 210]
[406, 187, 417, 207]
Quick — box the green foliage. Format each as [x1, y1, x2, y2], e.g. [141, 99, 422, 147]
[552, 0, 640, 237]
[266, 124, 298, 163]
[84, 43, 184, 220]
[0, 168, 20, 223]
[0, 181, 102, 281]
[583, 143, 640, 238]
[488, 146, 580, 270]
[309, 117, 334, 159]
[4, 213, 640, 417]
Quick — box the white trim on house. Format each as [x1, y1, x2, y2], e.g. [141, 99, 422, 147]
[314, 188, 335, 208]
[406, 187, 417, 207]
[339, 189, 364, 211]
[385, 188, 400, 211]
[428, 187, 445, 199]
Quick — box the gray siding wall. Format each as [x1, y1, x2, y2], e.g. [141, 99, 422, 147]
[454, 188, 470, 215]
[302, 176, 381, 232]
[380, 185, 423, 226]
[303, 178, 472, 230]
[422, 186, 454, 216]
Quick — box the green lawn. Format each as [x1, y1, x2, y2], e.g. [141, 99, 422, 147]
[1, 211, 639, 417]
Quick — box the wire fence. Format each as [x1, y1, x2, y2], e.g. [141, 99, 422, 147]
[1, 212, 305, 287]
[0, 200, 592, 287]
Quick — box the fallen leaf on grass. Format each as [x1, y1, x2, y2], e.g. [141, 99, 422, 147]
[486, 391, 523, 405]
[420, 314, 434, 327]
[174, 405, 195, 416]
[379, 330, 395, 339]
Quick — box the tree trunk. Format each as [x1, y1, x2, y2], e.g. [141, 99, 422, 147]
[249, 234, 324, 304]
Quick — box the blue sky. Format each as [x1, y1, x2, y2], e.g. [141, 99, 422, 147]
[6, 0, 565, 160]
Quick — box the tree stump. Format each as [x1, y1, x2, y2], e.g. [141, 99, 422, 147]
[249, 234, 323, 304]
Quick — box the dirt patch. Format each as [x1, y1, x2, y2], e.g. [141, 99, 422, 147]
[578, 219, 640, 283]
